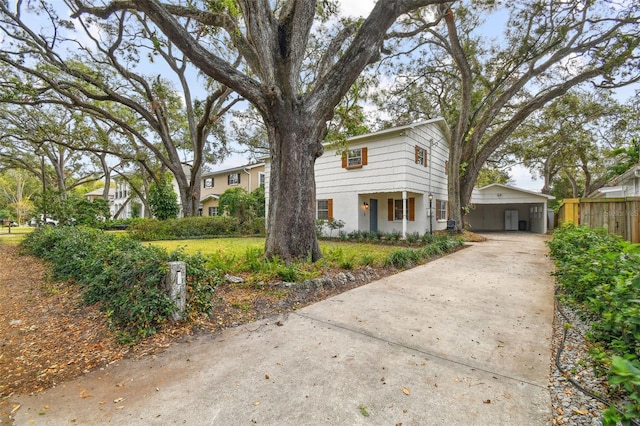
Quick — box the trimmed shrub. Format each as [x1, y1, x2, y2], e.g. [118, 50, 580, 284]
[128, 216, 256, 241]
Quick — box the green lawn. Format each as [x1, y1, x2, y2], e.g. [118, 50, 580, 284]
[0, 226, 34, 245]
[150, 238, 397, 263]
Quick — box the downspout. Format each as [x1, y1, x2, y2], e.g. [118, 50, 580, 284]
[243, 168, 252, 192]
[402, 190, 407, 238]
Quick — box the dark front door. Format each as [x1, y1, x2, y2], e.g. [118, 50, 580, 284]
[369, 199, 378, 232]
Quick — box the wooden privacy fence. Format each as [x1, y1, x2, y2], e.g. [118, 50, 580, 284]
[557, 197, 640, 243]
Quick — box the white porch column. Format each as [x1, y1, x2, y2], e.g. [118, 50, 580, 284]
[402, 190, 407, 238]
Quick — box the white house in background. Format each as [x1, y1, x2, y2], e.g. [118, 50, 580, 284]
[110, 175, 147, 219]
[587, 163, 640, 198]
[264, 118, 554, 236]
[85, 175, 147, 219]
[467, 184, 555, 234]
[265, 118, 451, 235]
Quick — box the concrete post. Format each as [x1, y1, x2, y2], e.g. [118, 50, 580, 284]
[166, 261, 186, 321]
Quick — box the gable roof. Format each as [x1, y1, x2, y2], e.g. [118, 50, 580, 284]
[324, 117, 450, 147]
[473, 183, 555, 201]
[202, 162, 265, 178]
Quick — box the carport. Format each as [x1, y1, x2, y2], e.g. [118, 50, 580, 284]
[466, 184, 555, 234]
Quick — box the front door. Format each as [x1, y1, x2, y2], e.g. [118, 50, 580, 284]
[369, 199, 378, 232]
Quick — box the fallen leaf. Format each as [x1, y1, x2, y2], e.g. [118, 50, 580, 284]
[402, 387, 410, 395]
[113, 397, 125, 403]
[265, 374, 270, 380]
[483, 399, 491, 404]
[358, 404, 369, 417]
[253, 401, 260, 406]
[572, 408, 589, 415]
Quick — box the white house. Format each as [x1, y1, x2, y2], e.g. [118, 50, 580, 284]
[265, 118, 452, 235]
[264, 118, 555, 236]
[587, 163, 640, 198]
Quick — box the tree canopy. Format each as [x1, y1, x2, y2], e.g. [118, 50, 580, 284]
[0, 0, 638, 254]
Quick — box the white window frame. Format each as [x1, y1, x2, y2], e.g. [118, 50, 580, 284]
[204, 178, 213, 188]
[393, 199, 404, 221]
[437, 199, 448, 221]
[208, 206, 218, 216]
[347, 148, 362, 167]
[228, 173, 240, 185]
[259, 172, 265, 186]
[317, 199, 329, 220]
[416, 147, 426, 166]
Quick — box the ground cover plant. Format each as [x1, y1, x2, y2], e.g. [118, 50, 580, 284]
[150, 233, 463, 284]
[547, 224, 640, 425]
[20, 226, 463, 346]
[21, 226, 220, 343]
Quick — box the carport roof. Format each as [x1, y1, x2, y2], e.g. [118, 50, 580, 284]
[471, 183, 555, 204]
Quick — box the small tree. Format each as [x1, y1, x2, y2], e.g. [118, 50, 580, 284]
[249, 186, 265, 219]
[219, 187, 250, 222]
[148, 174, 179, 220]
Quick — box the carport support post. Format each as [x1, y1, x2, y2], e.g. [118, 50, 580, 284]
[166, 261, 186, 321]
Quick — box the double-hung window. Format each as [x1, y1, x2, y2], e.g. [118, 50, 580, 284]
[341, 147, 368, 169]
[228, 173, 240, 185]
[317, 199, 333, 220]
[387, 198, 415, 221]
[415, 146, 427, 167]
[348, 149, 362, 167]
[204, 178, 213, 188]
[436, 199, 448, 221]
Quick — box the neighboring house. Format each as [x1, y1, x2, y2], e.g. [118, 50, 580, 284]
[111, 175, 147, 219]
[199, 163, 265, 216]
[84, 187, 116, 218]
[264, 118, 554, 236]
[588, 163, 640, 198]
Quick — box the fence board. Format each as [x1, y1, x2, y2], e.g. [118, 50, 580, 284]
[557, 197, 640, 243]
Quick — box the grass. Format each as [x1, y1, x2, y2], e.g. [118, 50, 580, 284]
[150, 238, 399, 269]
[0, 226, 34, 245]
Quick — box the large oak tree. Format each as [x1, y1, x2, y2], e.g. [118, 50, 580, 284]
[72, 0, 451, 261]
[374, 0, 640, 229]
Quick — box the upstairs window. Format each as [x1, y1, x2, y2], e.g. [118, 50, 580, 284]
[228, 173, 240, 185]
[415, 146, 427, 167]
[341, 147, 368, 169]
[259, 172, 265, 186]
[204, 178, 214, 188]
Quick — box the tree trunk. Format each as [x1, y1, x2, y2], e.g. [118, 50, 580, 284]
[264, 111, 324, 262]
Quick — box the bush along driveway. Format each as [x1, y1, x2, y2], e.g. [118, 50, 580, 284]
[548, 224, 640, 425]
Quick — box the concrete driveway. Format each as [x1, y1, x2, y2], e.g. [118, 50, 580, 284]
[12, 232, 555, 425]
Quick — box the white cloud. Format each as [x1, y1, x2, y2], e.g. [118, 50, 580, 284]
[509, 165, 542, 191]
[339, 0, 375, 18]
